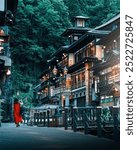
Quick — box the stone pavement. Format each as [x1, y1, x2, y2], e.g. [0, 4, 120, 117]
[0, 123, 120, 150]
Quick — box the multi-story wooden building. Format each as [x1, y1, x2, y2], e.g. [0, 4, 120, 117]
[0, 0, 18, 121]
[0, 0, 18, 93]
[93, 14, 120, 107]
[35, 14, 120, 108]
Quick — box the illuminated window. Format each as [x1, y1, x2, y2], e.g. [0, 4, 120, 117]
[74, 36, 78, 41]
[68, 53, 75, 66]
[77, 19, 85, 27]
[0, 0, 5, 11]
[0, 29, 5, 36]
[96, 45, 103, 60]
[0, 46, 4, 53]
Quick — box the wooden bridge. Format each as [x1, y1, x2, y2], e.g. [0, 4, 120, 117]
[24, 106, 120, 141]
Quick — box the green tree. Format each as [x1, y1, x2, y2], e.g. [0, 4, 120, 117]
[10, 0, 71, 97]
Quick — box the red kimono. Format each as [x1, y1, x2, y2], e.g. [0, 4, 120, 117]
[14, 102, 22, 124]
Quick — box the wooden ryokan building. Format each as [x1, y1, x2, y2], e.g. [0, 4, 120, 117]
[34, 14, 120, 108]
[0, 0, 18, 93]
[0, 0, 18, 121]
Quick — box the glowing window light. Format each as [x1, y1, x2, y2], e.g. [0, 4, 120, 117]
[6, 69, 11, 75]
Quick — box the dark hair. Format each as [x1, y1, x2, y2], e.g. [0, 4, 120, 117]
[14, 98, 19, 103]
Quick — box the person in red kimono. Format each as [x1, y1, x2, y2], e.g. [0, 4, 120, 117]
[14, 98, 23, 127]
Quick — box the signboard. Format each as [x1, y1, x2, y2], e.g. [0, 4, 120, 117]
[0, 0, 5, 11]
[101, 97, 113, 104]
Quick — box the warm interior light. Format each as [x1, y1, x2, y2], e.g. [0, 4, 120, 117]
[62, 95, 65, 100]
[0, 39, 4, 42]
[101, 72, 105, 75]
[90, 42, 92, 46]
[68, 35, 72, 38]
[114, 87, 118, 92]
[63, 53, 66, 57]
[63, 66, 68, 75]
[6, 69, 11, 75]
[53, 66, 58, 75]
[60, 73, 63, 77]
[0, 46, 3, 52]
[0, 29, 5, 36]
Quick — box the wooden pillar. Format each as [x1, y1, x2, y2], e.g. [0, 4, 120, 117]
[34, 112, 36, 125]
[96, 106, 102, 138]
[43, 112, 46, 127]
[85, 63, 92, 106]
[112, 106, 119, 141]
[73, 107, 77, 132]
[84, 108, 88, 134]
[47, 110, 50, 127]
[64, 107, 69, 130]
[37, 113, 40, 126]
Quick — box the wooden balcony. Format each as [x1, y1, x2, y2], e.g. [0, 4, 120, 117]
[52, 86, 71, 96]
[39, 94, 49, 104]
[108, 74, 120, 84]
[71, 81, 85, 90]
[98, 83, 113, 96]
[68, 57, 97, 73]
[40, 93, 48, 100]
[98, 76, 120, 96]
[39, 80, 48, 91]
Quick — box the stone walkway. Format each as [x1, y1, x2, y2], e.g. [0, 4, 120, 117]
[0, 123, 120, 150]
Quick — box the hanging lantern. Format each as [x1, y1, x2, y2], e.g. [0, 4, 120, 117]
[63, 66, 68, 75]
[53, 66, 58, 75]
[66, 74, 71, 89]
[6, 69, 11, 75]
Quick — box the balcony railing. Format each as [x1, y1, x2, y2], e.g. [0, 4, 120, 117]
[57, 59, 68, 68]
[108, 74, 120, 84]
[39, 93, 49, 101]
[71, 81, 85, 90]
[98, 80, 108, 87]
[52, 86, 71, 96]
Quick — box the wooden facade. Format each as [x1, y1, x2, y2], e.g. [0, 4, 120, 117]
[35, 14, 120, 108]
[0, 0, 18, 96]
[0, 0, 18, 122]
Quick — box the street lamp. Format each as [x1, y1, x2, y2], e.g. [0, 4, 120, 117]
[6, 68, 11, 75]
[52, 66, 68, 108]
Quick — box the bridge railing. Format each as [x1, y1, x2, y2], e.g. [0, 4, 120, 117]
[25, 105, 120, 140]
[64, 106, 120, 140]
[24, 104, 64, 127]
